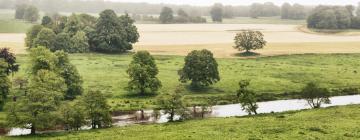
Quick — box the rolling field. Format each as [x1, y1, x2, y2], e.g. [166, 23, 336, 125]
[0, 10, 34, 33]
[10, 53, 360, 111]
[3, 105, 360, 139]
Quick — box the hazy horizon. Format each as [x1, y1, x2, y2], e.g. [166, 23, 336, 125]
[107, 0, 359, 6]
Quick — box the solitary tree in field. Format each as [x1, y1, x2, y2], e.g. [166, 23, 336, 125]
[237, 80, 258, 115]
[157, 87, 188, 122]
[179, 49, 220, 89]
[127, 51, 161, 95]
[81, 90, 112, 129]
[159, 7, 174, 24]
[301, 82, 331, 108]
[234, 30, 267, 54]
[210, 3, 223, 22]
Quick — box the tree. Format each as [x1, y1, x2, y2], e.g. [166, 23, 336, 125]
[55, 51, 83, 100]
[0, 60, 11, 109]
[32, 28, 56, 49]
[0, 48, 19, 76]
[223, 5, 234, 19]
[23, 5, 39, 22]
[71, 31, 90, 53]
[301, 82, 331, 109]
[15, 4, 27, 19]
[157, 88, 188, 122]
[237, 80, 258, 115]
[233, 30, 267, 53]
[41, 15, 53, 27]
[159, 7, 174, 24]
[127, 51, 161, 95]
[64, 14, 81, 37]
[177, 9, 188, 17]
[53, 33, 72, 52]
[90, 9, 138, 53]
[291, 4, 306, 20]
[25, 25, 43, 48]
[29, 46, 57, 74]
[58, 101, 86, 131]
[210, 3, 223, 22]
[118, 13, 139, 45]
[307, 6, 352, 29]
[6, 70, 66, 135]
[81, 90, 111, 129]
[281, 3, 291, 19]
[179, 49, 220, 89]
[250, 3, 263, 18]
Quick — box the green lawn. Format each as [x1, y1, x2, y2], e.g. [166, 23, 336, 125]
[11, 53, 360, 111]
[0, 9, 34, 33]
[3, 105, 360, 139]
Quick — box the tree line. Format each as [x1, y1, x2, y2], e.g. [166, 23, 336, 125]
[307, 5, 360, 29]
[14, 4, 39, 22]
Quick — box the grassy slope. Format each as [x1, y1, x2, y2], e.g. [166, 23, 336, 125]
[3, 105, 360, 140]
[0, 10, 34, 33]
[12, 53, 360, 111]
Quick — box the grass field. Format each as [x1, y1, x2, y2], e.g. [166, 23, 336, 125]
[9, 53, 360, 111]
[2, 105, 360, 139]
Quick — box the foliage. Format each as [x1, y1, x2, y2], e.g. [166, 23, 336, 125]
[250, 2, 280, 18]
[41, 15, 53, 28]
[157, 88, 188, 122]
[173, 9, 206, 23]
[29, 46, 58, 74]
[52, 32, 72, 52]
[236, 80, 258, 115]
[0, 60, 10, 109]
[210, 3, 223, 22]
[159, 7, 174, 24]
[81, 90, 112, 129]
[0, 48, 19, 75]
[307, 6, 352, 29]
[179, 49, 220, 89]
[71, 31, 90, 53]
[55, 51, 83, 100]
[32, 28, 56, 49]
[25, 25, 43, 48]
[64, 14, 81, 37]
[281, 3, 306, 20]
[233, 30, 267, 53]
[14, 4, 27, 19]
[301, 82, 331, 108]
[58, 101, 86, 131]
[90, 9, 139, 53]
[127, 51, 161, 95]
[6, 70, 66, 134]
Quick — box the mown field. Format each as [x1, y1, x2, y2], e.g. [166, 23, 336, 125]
[2, 105, 359, 140]
[10, 53, 360, 111]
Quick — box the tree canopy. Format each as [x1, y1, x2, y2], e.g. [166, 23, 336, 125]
[301, 82, 331, 108]
[210, 3, 223, 22]
[179, 49, 220, 89]
[159, 7, 174, 24]
[233, 30, 267, 53]
[307, 6, 353, 29]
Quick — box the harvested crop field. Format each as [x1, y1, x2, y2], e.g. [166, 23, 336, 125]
[2, 24, 360, 57]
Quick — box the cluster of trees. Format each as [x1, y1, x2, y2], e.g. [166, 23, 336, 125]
[250, 2, 281, 19]
[26, 9, 139, 53]
[0, 48, 18, 109]
[307, 5, 360, 29]
[281, 3, 306, 20]
[4, 47, 111, 134]
[14, 4, 39, 22]
[159, 7, 206, 24]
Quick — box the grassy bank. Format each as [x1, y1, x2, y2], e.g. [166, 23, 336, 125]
[3, 105, 360, 139]
[297, 25, 360, 36]
[10, 53, 360, 111]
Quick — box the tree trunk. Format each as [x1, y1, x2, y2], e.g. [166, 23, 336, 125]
[140, 109, 145, 120]
[30, 124, 35, 135]
[169, 109, 174, 122]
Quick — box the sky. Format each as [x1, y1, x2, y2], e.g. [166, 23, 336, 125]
[107, 0, 359, 6]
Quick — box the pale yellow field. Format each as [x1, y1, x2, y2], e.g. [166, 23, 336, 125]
[1, 24, 360, 57]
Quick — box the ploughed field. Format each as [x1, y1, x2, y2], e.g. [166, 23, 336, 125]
[12, 53, 360, 111]
[3, 105, 360, 139]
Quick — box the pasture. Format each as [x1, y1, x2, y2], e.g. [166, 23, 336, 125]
[0, 10, 34, 33]
[2, 105, 359, 139]
[10, 53, 360, 111]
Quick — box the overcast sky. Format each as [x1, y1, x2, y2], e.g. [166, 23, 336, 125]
[107, 0, 359, 6]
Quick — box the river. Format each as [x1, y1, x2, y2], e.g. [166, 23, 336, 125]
[8, 95, 360, 136]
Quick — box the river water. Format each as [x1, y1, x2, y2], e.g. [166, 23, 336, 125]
[8, 95, 360, 136]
